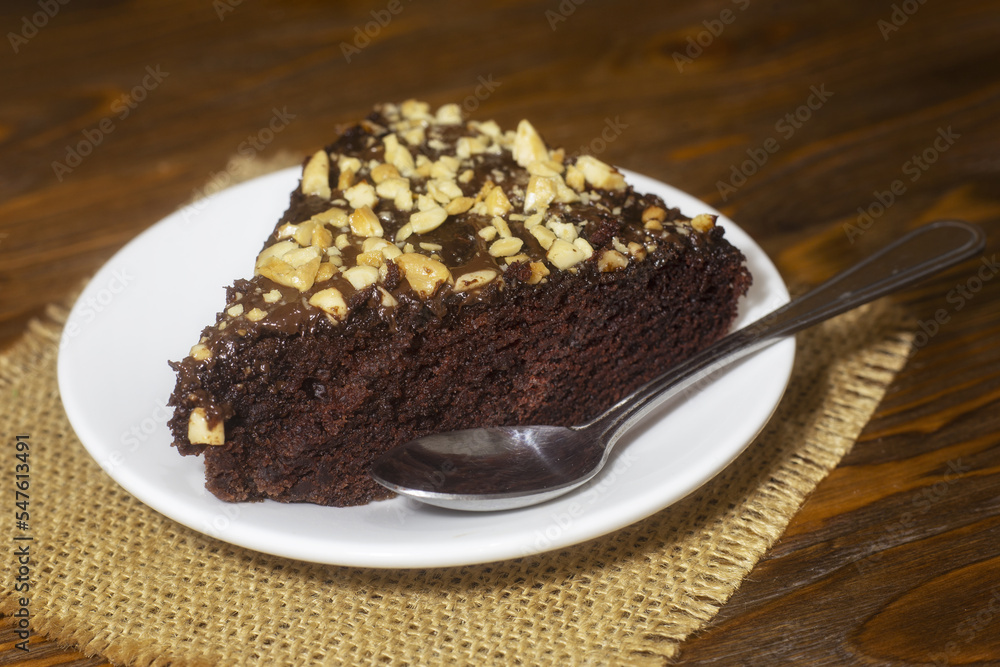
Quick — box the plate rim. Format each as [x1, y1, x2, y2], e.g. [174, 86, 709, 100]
[57, 166, 793, 568]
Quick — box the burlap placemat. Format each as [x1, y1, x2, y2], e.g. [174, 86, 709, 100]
[1, 156, 917, 665]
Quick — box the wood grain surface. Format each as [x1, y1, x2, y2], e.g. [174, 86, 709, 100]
[2, 0, 998, 664]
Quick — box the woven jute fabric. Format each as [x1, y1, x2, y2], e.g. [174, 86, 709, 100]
[1, 295, 915, 666]
[1, 155, 916, 665]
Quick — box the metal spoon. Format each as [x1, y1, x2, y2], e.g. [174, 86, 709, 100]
[372, 220, 985, 511]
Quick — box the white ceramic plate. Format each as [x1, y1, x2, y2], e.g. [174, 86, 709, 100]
[58, 167, 793, 569]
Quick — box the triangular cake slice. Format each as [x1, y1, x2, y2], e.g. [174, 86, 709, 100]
[168, 101, 752, 507]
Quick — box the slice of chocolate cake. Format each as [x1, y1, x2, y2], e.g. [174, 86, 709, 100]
[168, 100, 752, 507]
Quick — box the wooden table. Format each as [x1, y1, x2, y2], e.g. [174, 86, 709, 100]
[2, 1, 998, 664]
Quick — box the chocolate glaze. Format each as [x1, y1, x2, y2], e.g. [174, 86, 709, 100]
[182, 110, 714, 371]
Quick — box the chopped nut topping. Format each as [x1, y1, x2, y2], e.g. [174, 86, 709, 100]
[343, 265, 380, 290]
[312, 207, 349, 228]
[232, 102, 723, 331]
[375, 177, 410, 200]
[642, 205, 667, 223]
[337, 166, 355, 190]
[524, 175, 558, 213]
[188, 407, 224, 446]
[255, 241, 322, 291]
[691, 214, 716, 232]
[527, 261, 550, 284]
[523, 212, 545, 229]
[371, 163, 401, 184]
[512, 120, 549, 167]
[309, 287, 349, 322]
[491, 216, 512, 238]
[526, 160, 563, 177]
[311, 225, 334, 250]
[383, 134, 415, 176]
[378, 287, 398, 307]
[529, 224, 557, 250]
[362, 237, 389, 253]
[626, 241, 648, 261]
[409, 206, 449, 234]
[565, 165, 585, 192]
[395, 252, 452, 298]
[395, 223, 414, 243]
[413, 154, 433, 178]
[435, 103, 463, 125]
[402, 126, 425, 146]
[483, 186, 513, 217]
[189, 343, 212, 361]
[337, 155, 362, 174]
[573, 237, 595, 260]
[427, 179, 463, 203]
[430, 155, 460, 180]
[454, 269, 498, 292]
[356, 250, 385, 268]
[349, 206, 384, 238]
[598, 249, 629, 272]
[445, 196, 475, 215]
[575, 155, 626, 190]
[456, 135, 489, 159]
[315, 263, 336, 282]
[547, 238, 588, 269]
[547, 220, 578, 243]
[474, 119, 502, 138]
[301, 150, 332, 199]
[489, 236, 524, 258]
[344, 182, 377, 210]
[400, 99, 431, 120]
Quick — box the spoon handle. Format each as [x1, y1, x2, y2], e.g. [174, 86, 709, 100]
[585, 220, 986, 446]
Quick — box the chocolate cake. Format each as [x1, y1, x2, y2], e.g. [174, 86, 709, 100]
[168, 100, 752, 507]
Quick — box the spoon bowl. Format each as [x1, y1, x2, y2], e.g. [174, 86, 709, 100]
[372, 425, 605, 511]
[372, 221, 986, 512]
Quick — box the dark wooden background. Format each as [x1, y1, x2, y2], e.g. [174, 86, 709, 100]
[2, 0, 998, 664]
